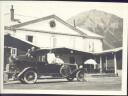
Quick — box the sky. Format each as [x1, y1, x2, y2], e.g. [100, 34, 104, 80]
[2, 1, 127, 21]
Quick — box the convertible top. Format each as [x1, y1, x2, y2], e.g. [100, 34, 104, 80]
[34, 47, 93, 56]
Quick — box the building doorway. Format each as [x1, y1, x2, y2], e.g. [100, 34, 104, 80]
[69, 57, 75, 64]
[4, 47, 17, 70]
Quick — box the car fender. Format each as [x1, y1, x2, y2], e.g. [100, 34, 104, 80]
[17, 67, 36, 78]
[75, 68, 85, 74]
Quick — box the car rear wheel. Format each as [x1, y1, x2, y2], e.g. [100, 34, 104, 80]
[76, 70, 85, 82]
[23, 70, 37, 84]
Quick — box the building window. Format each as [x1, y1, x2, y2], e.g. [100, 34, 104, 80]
[53, 36, 56, 48]
[11, 48, 17, 57]
[89, 41, 94, 52]
[49, 20, 56, 28]
[26, 35, 33, 42]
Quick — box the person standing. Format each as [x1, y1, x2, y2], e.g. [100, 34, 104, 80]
[26, 49, 31, 58]
[47, 50, 56, 64]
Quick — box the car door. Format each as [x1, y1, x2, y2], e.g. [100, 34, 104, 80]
[45, 64, 61, 74]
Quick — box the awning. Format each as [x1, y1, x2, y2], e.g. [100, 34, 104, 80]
[94, 47, 122, 55]
[34, 47, 93, 56]
[84, 59, 97, 65]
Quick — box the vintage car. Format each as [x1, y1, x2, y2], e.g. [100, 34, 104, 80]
[9, 49, 86, 84]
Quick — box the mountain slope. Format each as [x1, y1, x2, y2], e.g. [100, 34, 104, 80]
[67, 9, 123, 50]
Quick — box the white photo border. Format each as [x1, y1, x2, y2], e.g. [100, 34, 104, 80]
[0, 1, 127, 95]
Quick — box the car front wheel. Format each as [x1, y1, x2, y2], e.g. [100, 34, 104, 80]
[66, 77, 74, 81]
[60, 65, 71, 77]
[23, 70, 37, 84]
[76, 70, 85, 82]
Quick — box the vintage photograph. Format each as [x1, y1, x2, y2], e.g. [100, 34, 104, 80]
[0, 1, 127, 95]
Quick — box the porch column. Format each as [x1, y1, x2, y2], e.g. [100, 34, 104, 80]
[100, 56, 102, 73]
[105, 56, 108, 70]
[114, 53, 117, 75]
[74, 56, 78, 69]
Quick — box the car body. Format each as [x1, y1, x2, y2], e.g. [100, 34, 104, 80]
[9, 49, 86, 84]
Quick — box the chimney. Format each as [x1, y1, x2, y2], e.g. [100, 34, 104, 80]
[10, 5, 14, 21]
[10, 5, 21, 23]
[73, 19, 76, 27]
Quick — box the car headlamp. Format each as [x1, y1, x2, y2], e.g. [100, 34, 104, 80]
[79, 65, 83, 68]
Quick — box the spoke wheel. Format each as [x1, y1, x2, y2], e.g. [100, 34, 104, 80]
[23, 70, 37, 84]
[76, 70, 85, 82]
[60, 65, 72, 77]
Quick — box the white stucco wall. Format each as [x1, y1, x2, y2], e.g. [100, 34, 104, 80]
[13, 30, 51, 48]
[83, 38, 103, 52]
[55, 35, 75, 49]
[8, 29, 103, 52]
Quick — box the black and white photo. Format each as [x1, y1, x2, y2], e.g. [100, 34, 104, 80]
[0, 1, 127, 95]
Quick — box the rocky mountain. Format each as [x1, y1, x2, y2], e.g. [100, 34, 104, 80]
[67, 9, 123, 50]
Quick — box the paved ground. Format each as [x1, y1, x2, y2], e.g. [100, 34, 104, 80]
[4, 76, 121, 90]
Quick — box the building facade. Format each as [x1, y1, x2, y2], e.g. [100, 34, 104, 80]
[5, 15, 103, 53]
